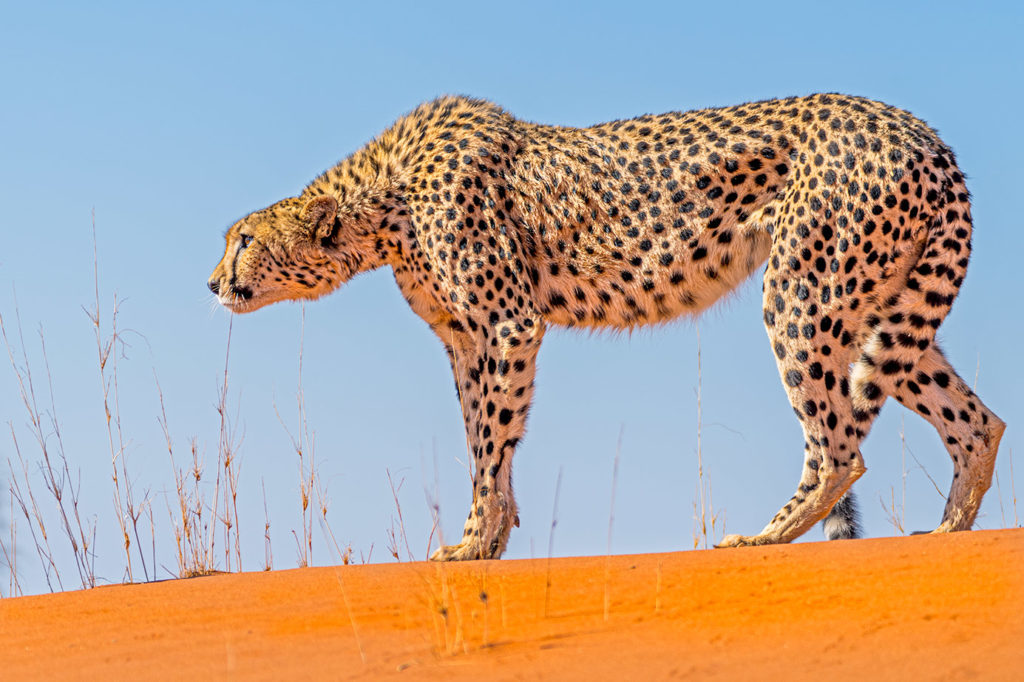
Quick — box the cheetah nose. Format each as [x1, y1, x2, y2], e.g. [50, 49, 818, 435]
[208, 278, 220, 295]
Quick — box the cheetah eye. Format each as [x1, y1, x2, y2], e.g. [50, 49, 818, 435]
[240, 234, 253, 249]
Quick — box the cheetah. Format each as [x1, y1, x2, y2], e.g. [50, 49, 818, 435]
[208, 94, 1006, 560]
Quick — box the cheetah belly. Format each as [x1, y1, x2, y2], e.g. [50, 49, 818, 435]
[535, 224, 773, 329]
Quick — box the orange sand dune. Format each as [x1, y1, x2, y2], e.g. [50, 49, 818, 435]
[2, 529, 1022, 680]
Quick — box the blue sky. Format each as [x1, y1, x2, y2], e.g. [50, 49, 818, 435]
[2, 1, 1021, 594]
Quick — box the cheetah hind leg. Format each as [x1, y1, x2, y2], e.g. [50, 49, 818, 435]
[720, 490, 861, 546]
[716, 374, 869, 548]
[718, 259, 874, 548]
[882, 347, 1005, 534]
[717, 449, 864, 548]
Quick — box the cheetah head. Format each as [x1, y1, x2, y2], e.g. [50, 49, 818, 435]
[208, 195, 348, 313]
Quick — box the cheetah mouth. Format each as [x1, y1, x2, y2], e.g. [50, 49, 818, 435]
[222, 300, 257, 314]
[218, 292, 262, 314]
[218, 286, 300, 314]
[219, 300, 255, 314]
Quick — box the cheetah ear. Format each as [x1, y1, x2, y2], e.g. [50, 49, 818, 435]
[299, 195, 338, 242]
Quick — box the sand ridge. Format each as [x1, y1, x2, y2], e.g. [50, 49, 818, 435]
[2, 529, 1021, 680]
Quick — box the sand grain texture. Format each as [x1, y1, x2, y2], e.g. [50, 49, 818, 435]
[2, 529, 1021, 680]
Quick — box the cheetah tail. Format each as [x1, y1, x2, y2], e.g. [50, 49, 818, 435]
[822, 491, 861, 540]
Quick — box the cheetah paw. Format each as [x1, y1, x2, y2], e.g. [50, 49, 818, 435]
[429, 540, 490, 562]
[715, 533, 771, 548]
[429, 507, 519, 561]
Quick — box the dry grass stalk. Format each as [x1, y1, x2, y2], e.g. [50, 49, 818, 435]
[905, 441, 944, 500]
[168, 441, 218, 577]
[313, 477, 348, 566]
[543, 466, 563, 619]
[385, 469, 414, 562]
[146, 502, 156, 579]
[424, 441, 445, 559]
[159, 339, 242, 580]
[690, 326, 725, 547]
[384, 513, 400, 560]
[277, 305, 317, 567]
[86, 216, 152, 583]
[157, 377, 219, 578]
[2, 304, 96, 590]
[1010, 448, 1019, 528]
[1, 490, 19, 597]
[692, 325, 713, 549]
[994, 469, 1006, 528]
[899, 417, 908, 529]
[604, 426, 623, 622]
[881, 417, 909, 535]
[262, 479, 273, 571]
[212, 317, 242, 572]
[219, 442, 241, 572]
[8, 444, 62, 591]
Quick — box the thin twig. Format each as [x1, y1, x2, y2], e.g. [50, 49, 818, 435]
[2, 489, 20, 596]
[86, 215, 135, 582]
[694, 324, 708, 549]
[995, 470, 1006, 529]
[314, 477, 347, 565]
[2, 302, 96, 589]
[905, 442, 944, 499]
[214, 316, 239, 572]
[386, 469, 414, 562]
[262, 478, 273, 571]
[1010, 448, 1019, 528]
[8, 443, 62, 591]
[604, 426, 623, 622]
[543, 466, 563, 618]
[277, 305, 316, 567]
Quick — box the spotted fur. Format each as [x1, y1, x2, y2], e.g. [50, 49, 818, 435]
[209, 94, 1005, 559]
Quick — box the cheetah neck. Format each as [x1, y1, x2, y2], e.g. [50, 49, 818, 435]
[299, 129, 415, 275]
[302, 136, 407, 222]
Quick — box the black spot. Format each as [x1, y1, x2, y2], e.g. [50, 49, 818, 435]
[881, 360, 901, 375]
[862, 382, 881, 400]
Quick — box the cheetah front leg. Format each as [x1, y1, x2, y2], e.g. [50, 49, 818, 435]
[430, 316, 545, 561]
